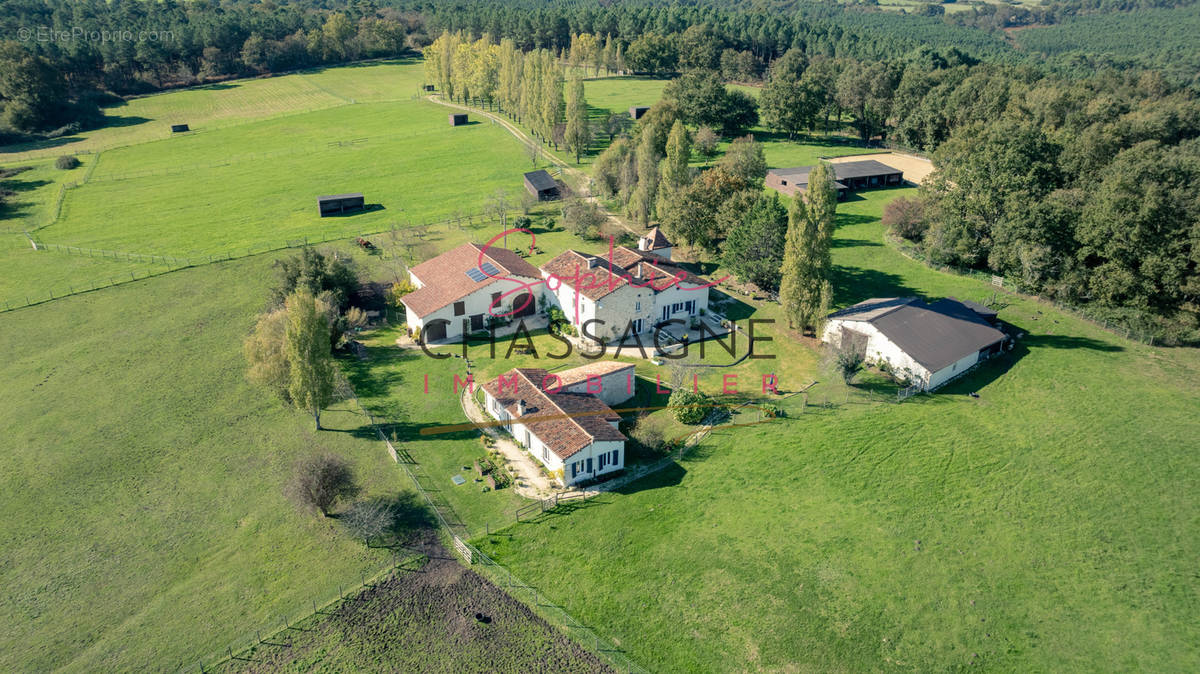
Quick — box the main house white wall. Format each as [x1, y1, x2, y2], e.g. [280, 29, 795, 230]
[651, 282, 709, 324]
[406, 274, 540, 343]
[541, 271, 656, 344]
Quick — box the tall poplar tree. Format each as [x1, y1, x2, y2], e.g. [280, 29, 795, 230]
[629, 132, 660, 225]
[564, 76, 591, 163]
[284, 290, 337, 430]
[778, 163, 836, 334]
[656, 119, 692, 220]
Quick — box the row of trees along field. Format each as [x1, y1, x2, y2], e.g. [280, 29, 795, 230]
[423, 32, 597, 161]
[4, 0, 1196, 133]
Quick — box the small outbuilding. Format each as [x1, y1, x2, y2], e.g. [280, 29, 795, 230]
[317, 193, 365, 217]
[170, 124, 190, 133]
[629, 106, 650, 120]
[523, 170, 560, 201]
[423, 84, 435, 92]
[449, 113, 468, 126]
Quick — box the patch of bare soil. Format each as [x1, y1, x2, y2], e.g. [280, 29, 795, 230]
[227, 537, 611, 673]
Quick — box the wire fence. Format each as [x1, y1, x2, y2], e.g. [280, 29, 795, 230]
[336, 372, 648, 673]
[2, 212, 496, 314]
[176, 549, 427, 674]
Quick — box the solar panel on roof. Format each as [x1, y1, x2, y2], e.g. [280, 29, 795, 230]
[480, 261, 500, 276]
[465, 268, 487, 282]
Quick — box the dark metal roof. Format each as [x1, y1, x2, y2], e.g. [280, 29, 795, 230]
[769, 159, 901, 183]
[317, 193, 364, 201]
[524, 170, 557, 191]
[831, 159, 903, 179]
[831, 297, 1006, 372]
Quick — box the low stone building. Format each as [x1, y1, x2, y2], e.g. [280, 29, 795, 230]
[822, 297, 1008, 390]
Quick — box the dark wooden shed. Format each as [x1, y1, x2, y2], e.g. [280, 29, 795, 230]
[449, 113, 468, 126]
[170, 124, 190, 133]
[523, 170, 560, 201]
[629, 106, 650, 120]
[423, 84, 435, 92]
[317, 193, 365, 217]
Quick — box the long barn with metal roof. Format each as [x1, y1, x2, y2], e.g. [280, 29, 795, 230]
[766, 158, 904, 199]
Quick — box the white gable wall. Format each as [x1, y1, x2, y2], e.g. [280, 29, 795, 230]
[405, 275, 540, 343]
[562, 367, 637, 406]
[822, 318, 933, 388]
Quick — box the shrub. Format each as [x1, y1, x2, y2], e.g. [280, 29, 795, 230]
[286, 452, 359, 516]
[669, 389, 710, 425]
[630, 416, 667, 454]
[883, 195, 928, 241]
[55, 155, 80, 170]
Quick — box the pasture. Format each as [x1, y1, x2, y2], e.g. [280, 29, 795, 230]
[0, 255, 412, 672]
[474, 191, 1200, 671]
[3, 56, 1198, 673]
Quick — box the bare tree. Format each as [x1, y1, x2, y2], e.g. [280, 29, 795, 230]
[341, 498, 395, 545]
[486, 188, 511, 229]
[833, 339, 866, 385]
[525, 139, 540, 167]
[287, 452, 359, 516]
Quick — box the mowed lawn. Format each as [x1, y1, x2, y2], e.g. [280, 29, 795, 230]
[0, 155, 179, 305]
[47, 98, 531, 257]
[475, 190, 1200, 671]
[0, 255, 410, 672]
[0, 58, 426, 161]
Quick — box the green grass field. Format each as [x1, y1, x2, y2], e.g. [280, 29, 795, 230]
[50, 101, 531, 257]
[0, 254, 412, 672]
[474, 190, 1200, 671]
[0, 58, 426, 162]
[3, 57, 1199, 672]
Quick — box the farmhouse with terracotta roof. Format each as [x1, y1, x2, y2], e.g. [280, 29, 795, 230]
[540, 245, 712, 344]
[400, 242, 541, 343]
[481, 364, 636, 485]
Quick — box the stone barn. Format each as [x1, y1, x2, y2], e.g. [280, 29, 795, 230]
[629, 106, 650, 120]
[449, 113, 468, 126]
[822, 297, 1008, 391]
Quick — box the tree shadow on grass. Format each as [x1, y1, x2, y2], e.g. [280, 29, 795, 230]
[834, 212, 877, 229]
[613, 461, 687, 495]
[830, 266, 921, 307]
[831, 237, 882, 249]
[709, 290, 755, 322]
